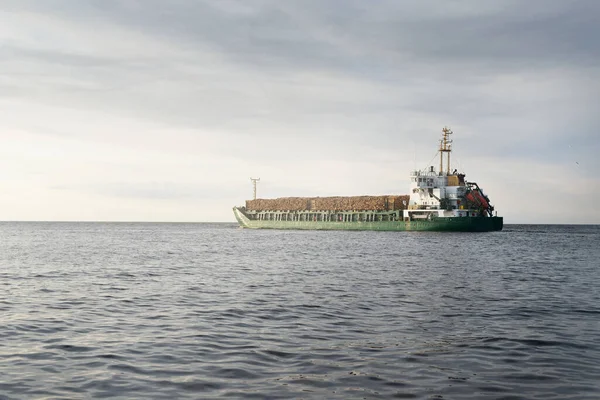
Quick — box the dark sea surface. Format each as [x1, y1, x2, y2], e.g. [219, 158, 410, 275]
[0, 222, 599, 399]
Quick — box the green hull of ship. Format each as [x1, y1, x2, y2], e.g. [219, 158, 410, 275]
[233, 208, 503, 232]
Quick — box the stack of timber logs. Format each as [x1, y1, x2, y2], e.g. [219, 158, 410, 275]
[245, 197, 308, 211]
[392, 195, 410, 211]
[246, 195, 410, 211]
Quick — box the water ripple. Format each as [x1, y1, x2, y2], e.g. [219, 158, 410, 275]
[0, 222, 598, 399]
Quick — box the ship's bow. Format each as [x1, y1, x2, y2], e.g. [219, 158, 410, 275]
[233, 207, 251, 228]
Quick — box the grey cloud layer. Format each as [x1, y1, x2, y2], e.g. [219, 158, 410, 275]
[16, 1, 598, 74]
[3, 2, 598, 135]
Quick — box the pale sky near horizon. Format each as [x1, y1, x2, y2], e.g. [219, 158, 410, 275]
[1, 0, 599, 224]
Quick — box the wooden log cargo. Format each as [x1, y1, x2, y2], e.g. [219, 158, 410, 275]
[246, 195, 410, 212]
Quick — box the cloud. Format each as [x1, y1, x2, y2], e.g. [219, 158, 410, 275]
[0, 0, 598, 222]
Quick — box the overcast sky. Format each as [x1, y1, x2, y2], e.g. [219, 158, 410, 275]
[1, 0, 598, 223]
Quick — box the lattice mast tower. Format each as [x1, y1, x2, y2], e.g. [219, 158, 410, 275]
[250, 177, 260, 200]
[439, 127, 453, 175]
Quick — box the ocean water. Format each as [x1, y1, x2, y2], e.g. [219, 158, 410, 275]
[0, 222, 598, 400]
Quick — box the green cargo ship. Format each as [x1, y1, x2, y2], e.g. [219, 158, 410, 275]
[233, 128, 503, 232]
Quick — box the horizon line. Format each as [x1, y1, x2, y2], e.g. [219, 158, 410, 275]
[1, 221, 598, 226]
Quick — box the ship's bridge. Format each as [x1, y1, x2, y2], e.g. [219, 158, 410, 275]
[410, 168, 447, 189]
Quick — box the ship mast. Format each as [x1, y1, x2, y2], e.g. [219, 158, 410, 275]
[250, 177, 260, 200]
[439, 127, 453, 175]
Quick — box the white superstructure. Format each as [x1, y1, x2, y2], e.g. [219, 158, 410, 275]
[402, 127, 494, 221]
